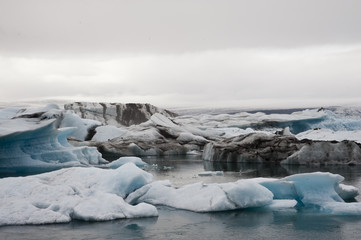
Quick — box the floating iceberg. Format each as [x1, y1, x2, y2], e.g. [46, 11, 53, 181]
[126, 171, 360, 214]
[0, 118, 107, 174]
[126, 180, 274, 212]
[106, 156, 148, 169]
[1, 164, 361, 226]
[0, 163, 157, 226]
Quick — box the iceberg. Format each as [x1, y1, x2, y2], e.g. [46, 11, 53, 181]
[59, 110, 102, 141]
[0, 118, 107, 174]
[126, 172, 360, 214]
[0, 163, 157, 226]
[105, 156, 148, 169]
[281, 141, 361, 165]
[1, 164, 361, 226]
[126, 180, 274, 212]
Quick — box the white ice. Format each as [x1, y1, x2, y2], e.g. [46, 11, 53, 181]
[106, 156, 148, 169]
[296, 128, 361, 144]
[59, 110, 101, 141]
[0, 163, 157, 226]
[126, 180, 274, 212]
[1, 165, 361, 226]
[127, 171, 360, 214]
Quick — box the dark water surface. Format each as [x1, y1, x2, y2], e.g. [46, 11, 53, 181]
[2, 157, 361, 239]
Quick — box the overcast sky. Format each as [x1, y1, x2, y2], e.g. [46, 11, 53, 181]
[1, 0, 361, 109]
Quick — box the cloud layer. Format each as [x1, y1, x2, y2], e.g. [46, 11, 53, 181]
[1, 45, 361, 108]
[1, 0, 361, 108]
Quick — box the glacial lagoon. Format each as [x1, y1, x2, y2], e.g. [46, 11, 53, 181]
[2, 157, 361, 240]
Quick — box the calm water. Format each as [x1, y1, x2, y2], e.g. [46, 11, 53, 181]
[2, 157, 361, 239]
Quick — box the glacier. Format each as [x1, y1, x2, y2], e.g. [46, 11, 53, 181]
[1, 164, 361, 226]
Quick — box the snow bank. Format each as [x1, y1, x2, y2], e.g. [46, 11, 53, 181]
[0, 163, 157, 226]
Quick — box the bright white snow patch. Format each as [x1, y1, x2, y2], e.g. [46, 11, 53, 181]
[91, 125, 128, 142]
[106, 156, 148, 169]
[296, 128, 361, 144]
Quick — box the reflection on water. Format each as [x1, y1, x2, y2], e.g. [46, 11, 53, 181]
[144, 157, 361, 202]
[2, 207, 361, 240]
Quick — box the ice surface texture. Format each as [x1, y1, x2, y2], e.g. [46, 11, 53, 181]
[127, 171, 360, 214]
[0, 163, 157, 226]
[0, 118, 106, 174]
[64, 102, 177, 127]
[0, 164, 360, 226]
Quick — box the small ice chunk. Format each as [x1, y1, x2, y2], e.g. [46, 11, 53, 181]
[198, 171, 224, 177]
[265, 200, 298, 210]
[106, 157, 148, 169]
[336, 183, 359, 200]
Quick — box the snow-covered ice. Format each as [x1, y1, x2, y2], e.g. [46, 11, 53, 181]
[296, 128, 361, 144]
[0, 163, 157, 226]
[1, 163, 361, 226]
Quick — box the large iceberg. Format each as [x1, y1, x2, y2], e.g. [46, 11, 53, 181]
[1, 163, 361, 226]
[0, 117, 106, 175]
[0, 163, 157, 226]
[126, 171, 359, 214]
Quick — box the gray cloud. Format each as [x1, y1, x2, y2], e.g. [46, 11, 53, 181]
[1, 0, 361, 56]
[1, 0, 361, 108]
[1, 46, 361, 108]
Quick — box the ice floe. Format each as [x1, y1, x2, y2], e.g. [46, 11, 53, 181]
[1, 163, 361, 226]
[0, 163, 157, 226]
